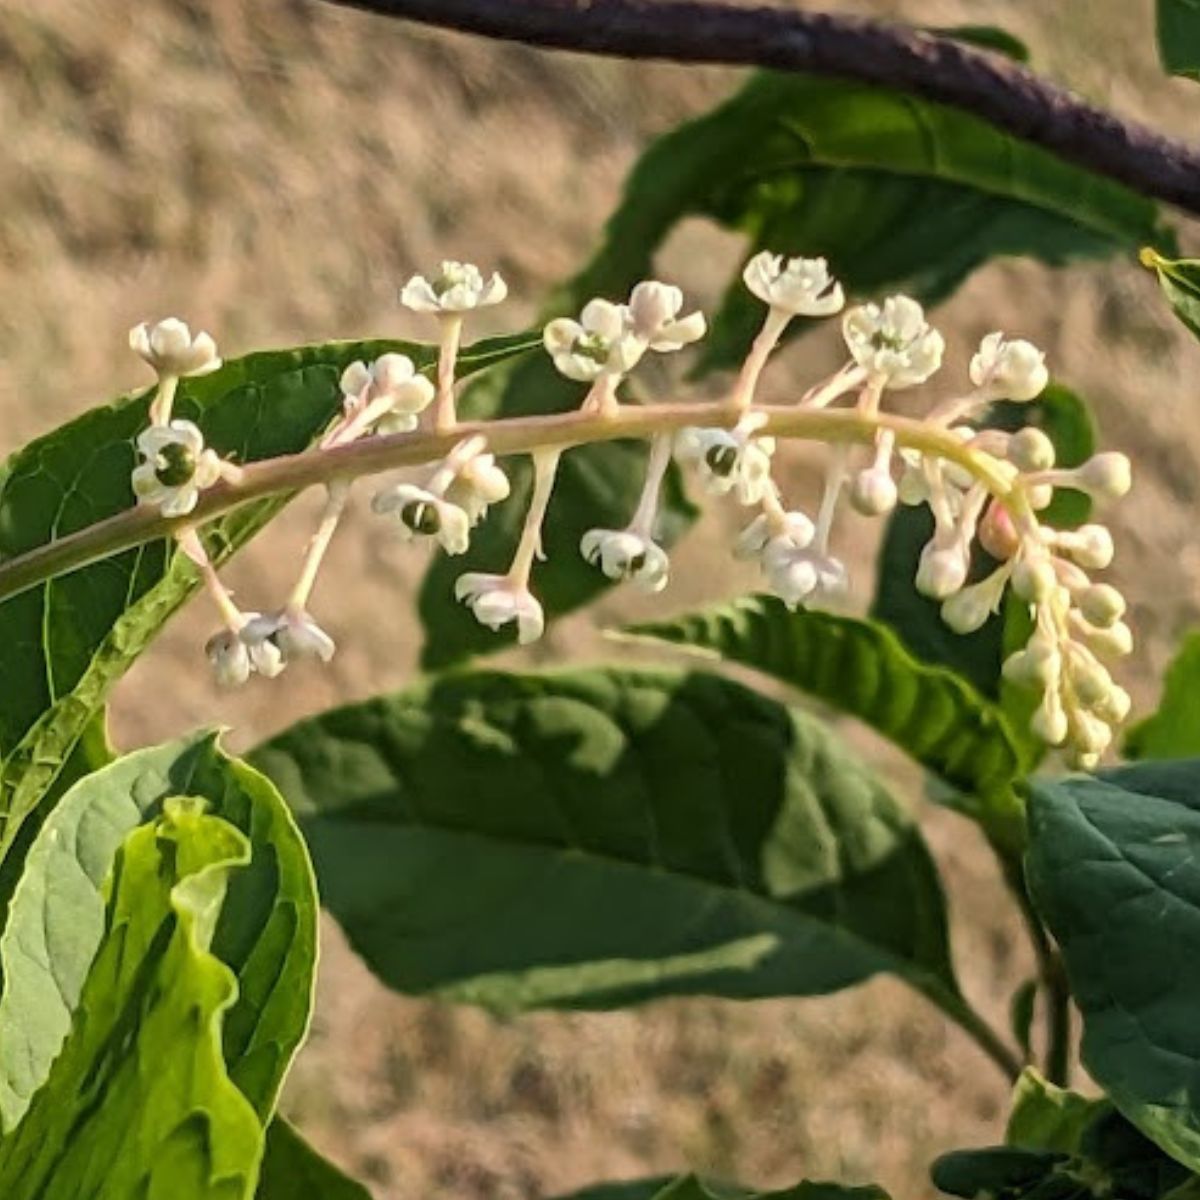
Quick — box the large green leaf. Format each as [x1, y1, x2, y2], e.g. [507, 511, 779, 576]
[627, 597, 1029, 847]
[256, 1120, 372, 1200]
[1027, 761, 1200, 1171]
[253, 667, 964, 1019]
[872, 385, 1095, 705]
[557, 1177, 888, 1200]
[0, 732, 317, 1131]
[1125, 632, 1200, 758]
[573, 72, 1169, 375]
[0, 798, 264, 1199]
[0, 331, 536, 859]
[1006, 1069, 1108, 1154]
[1159, 0, 1200, 81]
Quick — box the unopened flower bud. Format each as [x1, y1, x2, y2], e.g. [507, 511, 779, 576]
[1075, 453, 1132, 501]
[1012, 557, 1058, 602]
[1072, 614, 1133, 659]
[916, 542, 969, 599]
[941, 583, 995, 634]
[1008, 427, 1056, 472]
[1032, 694, 1069, 746]
[850, 467, 898, 516]
[1078, 583, 1125, 628]
[1067, 651, 1114, 707]
[1071, 709, 1113, 757]
[1003, 644, 1062, 690]
[978, 501, 1020, 560]
[1094, 685, 1132, 724]
[1026, 483, 1055, 511]
[1058, 524, 1114, 570]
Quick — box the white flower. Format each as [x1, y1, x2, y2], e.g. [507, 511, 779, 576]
[205, 629, 252, 688]
[131, 420, 223, 517]
[241, 610, 336, 667]
[626, 282, 707, 351]
[969, 333, 1048, 402]
[543, 300, 643, 382]
[129, 318, 221, 378]
[400, 261, 507, 314]
[763, 540, 847, 608]
[205, 612, 288, 685]
[372, 484, 471, 554]
[444, 454, 511, 526]
[843, 296, 945, 388]
[733, 510, 814, 560]
[743, 253, 845, 317]
[454, 573, 545, 644]
[675, 428, 776, 505]
[340, 354, 435, 435]
[580, 528, 669, 592]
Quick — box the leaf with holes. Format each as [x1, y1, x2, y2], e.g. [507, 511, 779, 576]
[0, 799, 263, 1198]
[1028, 760, 1200, 1171]
[0, 331, 535, 861]
[627, 597, 1029, 847]
[253, 667, 965, 1023]
[0, 732, 317, 1133]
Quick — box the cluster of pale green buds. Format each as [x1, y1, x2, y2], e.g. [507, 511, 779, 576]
[125, 253, 1131, 767]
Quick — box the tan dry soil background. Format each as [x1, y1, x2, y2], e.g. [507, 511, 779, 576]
[3, 0, 1200, 1195]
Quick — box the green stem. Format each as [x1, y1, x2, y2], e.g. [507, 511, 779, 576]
[931, 984, 1023, 1083]
[1002, 853, 1072, 1085]
[0, 401, 1020, 608]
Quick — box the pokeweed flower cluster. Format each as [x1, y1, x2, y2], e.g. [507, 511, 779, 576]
[126, 253, 1131, 767]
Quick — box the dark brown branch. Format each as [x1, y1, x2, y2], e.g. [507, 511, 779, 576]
[322, 0, 1200, 219]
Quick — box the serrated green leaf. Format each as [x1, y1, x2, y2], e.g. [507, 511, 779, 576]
[571, 72, 1169, 375]
[256, 1120, 373, 1200]
[0, 331, 536, 861]
[626, 597, 1028, 847]
[1006, 1069, 1108, 1154]
[0, 799, 263, 1199]
[1027, 761, 1200, 1172]
[1125, 632, 1200, 758]
[872, 384, 1095, 710]
[0, 732, 317, 1131]
[253, 667, 962, 1017]
[1158, 0, 1200, 80]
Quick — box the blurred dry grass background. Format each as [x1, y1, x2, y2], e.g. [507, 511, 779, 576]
[3, 0, 1200, 1195]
